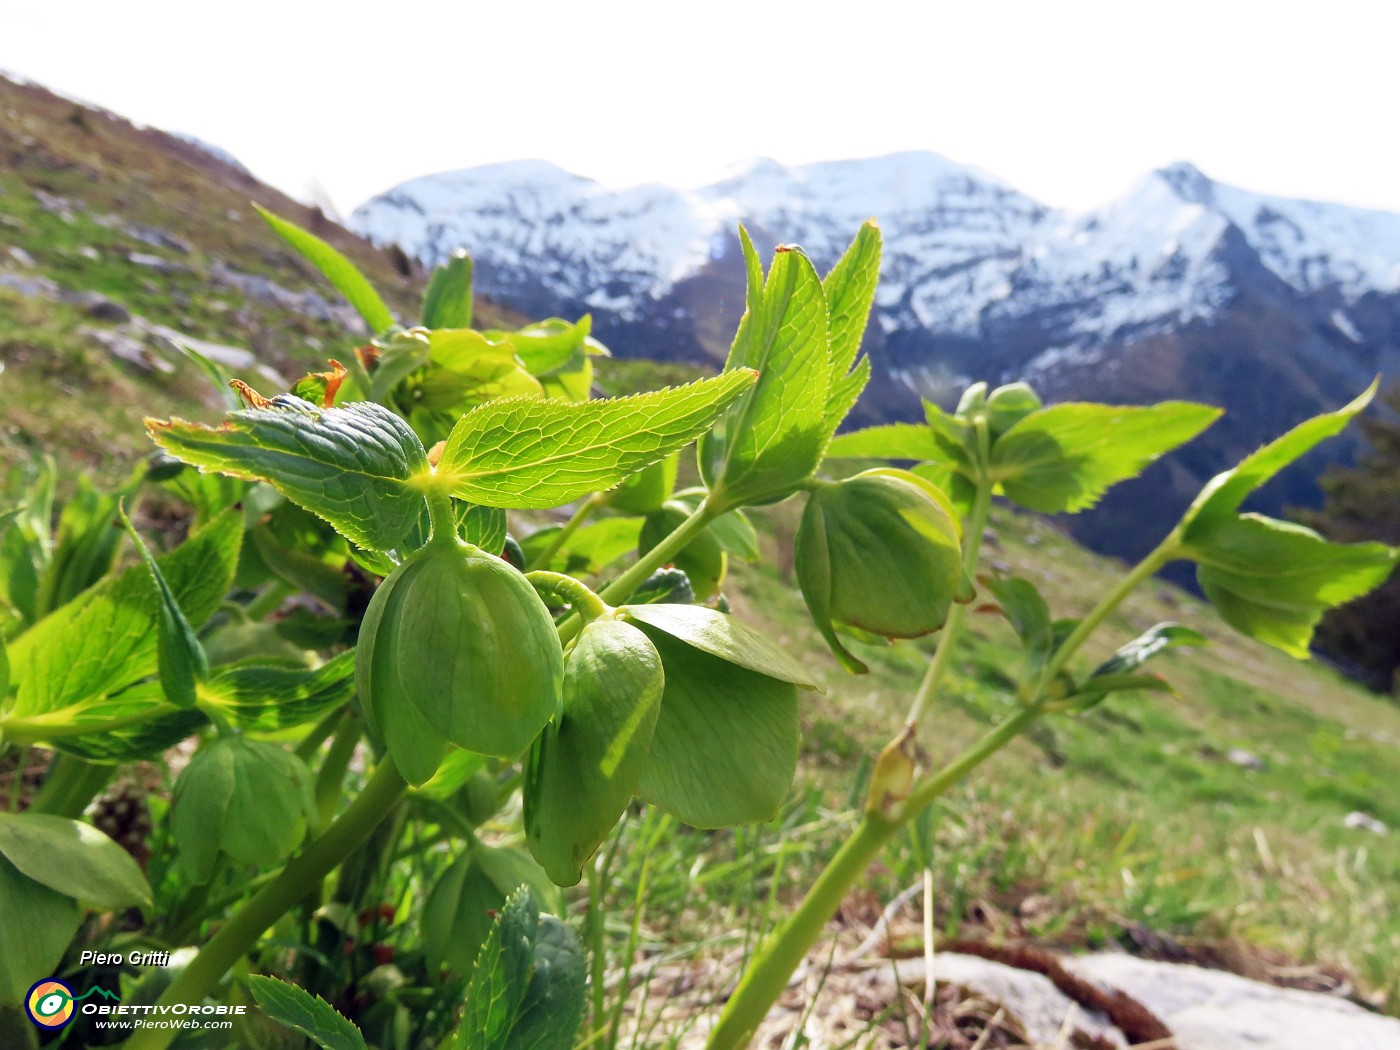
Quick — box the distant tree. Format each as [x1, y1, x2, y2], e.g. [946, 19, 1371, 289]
[1296, 384, 1400, 694]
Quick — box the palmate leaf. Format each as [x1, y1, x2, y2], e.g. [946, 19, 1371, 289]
[203, 651, 357, 732]
[821, 221, 881, 434]
[1184, 515, 1398, 658]
[148, 396, 429, 552]
[699, 232, 831, 509]
[990, 401, 1222, 513]
[436, 371, 756, 509]
[248, 975, 368, 1050]
[984, 576, 1053, 682]
[256, 206, 395, 335]
[3, 510, 240, 722]
[1173, 383, 1398, 657]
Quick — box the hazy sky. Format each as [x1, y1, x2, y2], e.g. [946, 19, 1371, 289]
[3, 0, 1397, 217]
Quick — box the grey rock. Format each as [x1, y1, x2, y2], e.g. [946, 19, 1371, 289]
[82, 325, 170, 373]
[1225, 747, 1267, 771]
[1343, 811, 1388, 835]
[1066, 954, 1400, 1050]
[0, 271, 60, 298]
[126, 251, 188, 274]
[5, 245, 36, 267]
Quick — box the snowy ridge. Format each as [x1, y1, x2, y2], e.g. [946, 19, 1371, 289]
[351, 153, 1400, 364]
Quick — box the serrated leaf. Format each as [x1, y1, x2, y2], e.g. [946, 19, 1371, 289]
[1182, 514, 1398, 658]
[823, 355, 872, 436]
[823, 221, 881, 390]
[1091, 623, 1207, 678]
[422, 250, 475, 330]
[256, 206, 394, 334]
[202, 652, 356, 732]
[457, 888, 534, 1050]
[436, 372, 756, 509]
[148, 398, 428, 552]
[247, 975, 368, 1050]
[1182, 380, 1380, 535]
[700, 233, 831, 508]
[824, 423, 942, 461]
[991, 402, 1221, 513]
[0, 812, 152, 910]
[119, 507, 207, 708]
[4, 511, 240, 721]
[501, 912, 586, 1050]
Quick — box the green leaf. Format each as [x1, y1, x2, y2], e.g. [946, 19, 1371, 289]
[1070, 673, 1175, 710]
[823, 355, 872, 437]
[0, 855, 81, 1004]
[119, 507, 208, 708]
[436, 371, 756, 509]
[984, 576, 1053, 681]
[422, 250, 475, 330]
[523, 516, 644, 576]
[1182, 514, 1398, 658]
[1182, 380, 1380, 535]
[5, 510, 240, 721]
[631, 626, 800, 828]
[457, 887, 533, 1049]
[609, 453, 679, 514]
[823, 222, 881, 394]
[202, 652, 356, 732]
[699, 233, 831, 508]
[484, 317, 592, 378]
[0, 635, 8, 700]
[1091, 623, 1207, 678]
[148, 397, 429, 552]
[502, 912, 586, 1050]
[247, 975, 368, 1050]
[619, 603, 819, 688]
[0, 812, 152, 910]
[990, 402, 1221, 513]
[824, 423, 942, 461]
[256, 206, 395, 334]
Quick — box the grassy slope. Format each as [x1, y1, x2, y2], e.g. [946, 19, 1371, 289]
[598, 491, 1400, 1023]
[0, 74, 514, 480]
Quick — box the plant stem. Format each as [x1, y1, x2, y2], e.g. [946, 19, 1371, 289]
[28, 754, 113, 818]
[426, 487, 458, 545]
[528, 493, 606, 571]
[556, 500, 715, 644]
[1034, 533, 1180, 690]
[526, 571, 607, 622]
[293, 706, 346, 761]
[905, 477, 994, 729]
[313, 714, 361, 829]
[706, 705, 1038, 1049]
[587, 859, 607, 1036]
[244, 580, 295, 622]
[123, 759, 408, 1050]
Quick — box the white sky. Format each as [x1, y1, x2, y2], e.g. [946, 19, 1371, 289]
[2, 0, 1397, 217]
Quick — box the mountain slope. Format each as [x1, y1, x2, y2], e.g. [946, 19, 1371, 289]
[352, 154, 1400, 559]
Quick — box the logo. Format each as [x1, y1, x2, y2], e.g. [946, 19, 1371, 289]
[24, 979, 120, 1029]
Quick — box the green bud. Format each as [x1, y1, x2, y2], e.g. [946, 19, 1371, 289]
[525, 619, 663, 886]
[796, 469, 964, 673]
[171, 736, 314, 883]
[356, 540, 564, 784]
[609, 453, 678, 514]
[985, 382, 1043, 437]
[956, 381, 989, 418]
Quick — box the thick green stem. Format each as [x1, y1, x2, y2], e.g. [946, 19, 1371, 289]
[707, 816, 898, 1048]
[528, 493, 606, 571]
[244, 580, 295, 622]
[123, 759, 408, 1050]
[425, 488, 458, 546]
[29, 754, 113, 818]
[314, 714, 361, 829]
[587, 860, 607, 1035]
[556, 500, 715, 644]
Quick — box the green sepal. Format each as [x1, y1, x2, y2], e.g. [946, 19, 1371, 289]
[0, 855, 81, 1004]
[0, 811, 152, 910]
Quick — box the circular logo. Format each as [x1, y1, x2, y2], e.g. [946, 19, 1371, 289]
[26, 979, 76, 1029]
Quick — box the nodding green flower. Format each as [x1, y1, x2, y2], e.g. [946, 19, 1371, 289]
[356, 540, 563, 784]
[796, 468, 966, 673]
